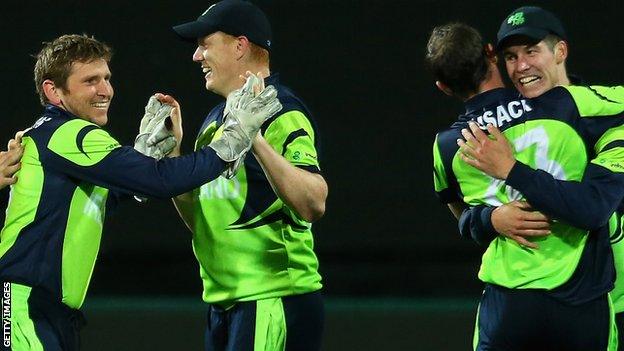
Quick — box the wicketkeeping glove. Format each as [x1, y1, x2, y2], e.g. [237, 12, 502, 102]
[221, 157, 244, 179]
[134, 96, 177, 159]
[209, 74, 282, 163]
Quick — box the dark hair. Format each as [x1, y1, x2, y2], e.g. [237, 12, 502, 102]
[425, 23, 489, 99]
[34, 34, 112, 105]
[542, 34, 564, 52]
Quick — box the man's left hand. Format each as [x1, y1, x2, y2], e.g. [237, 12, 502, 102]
[134, 95, 178, 159]
[457, 122, 516, 179]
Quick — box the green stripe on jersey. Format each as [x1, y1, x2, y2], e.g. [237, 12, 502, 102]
[254, 297, 286, 351]
[62, 184, 108, 308]
[611, 214, 624, 313]
[591, 146, 624, 173]
[564, 85, 624, 117]
[9, 283, 44, 351]
[0, 137, 43, 258]
[264, 111, 319, 169]
[432, 135, 449, 193]
[595, 126, 624, 154]
[48, 119, 120, 166]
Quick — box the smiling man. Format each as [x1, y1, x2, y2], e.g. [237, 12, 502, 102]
[453, 7, 624, 350]
[427, 21, 624, 350]
[0, 33, 280, 350]
[497, 6, 570, 98]
[167, 1, 328, 350]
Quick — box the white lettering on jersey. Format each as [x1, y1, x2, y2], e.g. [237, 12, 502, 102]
[199, 177, 241, 200]
[482, 126, 566, 206]
[31, 117, 52, 129]
[475, 99, 533, 129]
[84, 193, 105, 225]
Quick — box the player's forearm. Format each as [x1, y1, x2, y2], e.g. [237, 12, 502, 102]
[168, 140, 197, 228]
[253, 136, 327, 222]
[458, 205, 498, 246]
[173, 194, 195, 233]
[506, 162, 624, 230]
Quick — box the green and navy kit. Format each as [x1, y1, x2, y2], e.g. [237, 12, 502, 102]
[458, 147, 624, 309]
[189, 74, 322, 306]
[433, 86, 624, 304]
[611, 207, 624, 313]
[0, 105, 226, 309]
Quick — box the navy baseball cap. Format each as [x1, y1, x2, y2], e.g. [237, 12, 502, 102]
[497, 6, 566, 49]
[173, 0, 272, 51]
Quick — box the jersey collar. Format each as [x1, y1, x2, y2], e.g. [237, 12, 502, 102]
[44, 104, 77, 121]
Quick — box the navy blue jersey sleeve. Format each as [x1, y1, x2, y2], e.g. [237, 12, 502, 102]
[53, 146, 224, 199]
[458, 205, 497, 246]
[43, 125, 225, 200]
[505, 161, 624, 230]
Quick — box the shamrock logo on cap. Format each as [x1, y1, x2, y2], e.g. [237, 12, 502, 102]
[507, 12, 525, 26]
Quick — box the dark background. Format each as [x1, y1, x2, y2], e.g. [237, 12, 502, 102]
[1, 1, 623, 349]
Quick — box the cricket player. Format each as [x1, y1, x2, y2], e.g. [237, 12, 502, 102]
[156, 1, 329, 349]
[458, 6, 624, 349]
[0, 33, 280, 350]
[428, 20, 623, 350]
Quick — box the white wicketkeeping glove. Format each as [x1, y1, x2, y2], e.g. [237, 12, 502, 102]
[133, 96, 177, 203]
[134, 96, 177, 159]
[221, 157, 244, 179]
[211, 73, 282, 177]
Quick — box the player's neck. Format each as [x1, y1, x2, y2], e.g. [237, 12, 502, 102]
[475, 66, 505, 96]
[222, 65, 271, 97]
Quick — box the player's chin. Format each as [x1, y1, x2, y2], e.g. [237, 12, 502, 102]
[204, 79, 215, 92]
[91, 113, 108, 126]
[515, 81, 548, 98]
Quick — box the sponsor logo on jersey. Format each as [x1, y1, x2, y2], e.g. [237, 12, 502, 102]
[610, 162, 624, 171]
[105, 142, 120, 150]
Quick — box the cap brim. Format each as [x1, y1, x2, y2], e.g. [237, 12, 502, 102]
[173, 20, 218, 43]
[496, 27, 549, 49]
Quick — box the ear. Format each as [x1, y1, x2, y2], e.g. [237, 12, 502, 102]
[435, 81, 453, 96]
[484, 43, 498, 64]
[42, 79, 62, 105]
[555, 40, 568, 64]
[235, 36, 251, 60]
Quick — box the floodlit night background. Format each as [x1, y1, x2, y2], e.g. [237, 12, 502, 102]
[1, 1, 623, 349]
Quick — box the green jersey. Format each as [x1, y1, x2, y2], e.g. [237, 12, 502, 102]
[190, 75, 322, 305]
[0, 105, 226, 308]
[433, 86, 624, 302]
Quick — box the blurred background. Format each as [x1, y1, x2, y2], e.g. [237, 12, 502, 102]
[1, 0, 623, 349]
